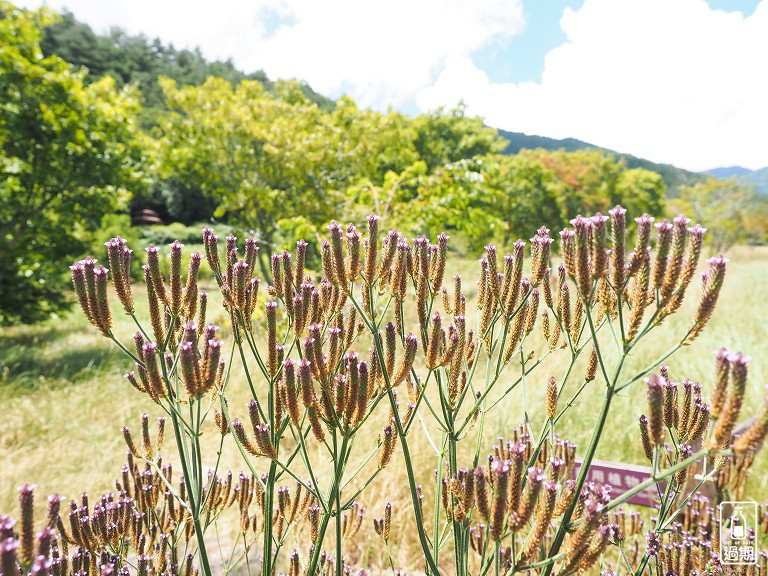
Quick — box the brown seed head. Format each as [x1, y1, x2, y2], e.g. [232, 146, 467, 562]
[646, 375, 665, 445]
[243, 235, 258, 275]
[266, 301, 278, 377]
[179, 341, 202, 398]
[346, 224, 361, 282]
[675, 443, 693, 485]
[392, 333, 418, 387]
[328, 222, 347, 286]
[202, 227, 221, 275]
[629, 214, 654, 277]
[378, 229, 399, 285]
[18, 483, 35, 566]
[680, 224, 706, 289]
[145, 245, 169, 306]
[662, 380, 678, 430]
[652, 219, 674, 291]
[524, 288, 539, 334]
[585, 346, 598, 382]
[474, 468, 490, 521]
[513, 467, 544, 530]
[105, 237, 135, 314]
[490, 459, 510, 540]
[609, 205, 627, 289]
[183, 252, 202, 319]
[686, 255, 727, 344]
[560, 229, 576, 280]
[710, 348, 730, 419]
[391, 239, 409, 301]
[661, 216, 689, 302]
[431, 233, 449, 294]
[547, 377, 557, 419]
[379, 426, 396, 469]
[570, 216, 593, 299]
[92, 265, 113, 336]
[590, 212, 609, 279]
[531, 227, 553, 286]
[169, 240, 184, 316]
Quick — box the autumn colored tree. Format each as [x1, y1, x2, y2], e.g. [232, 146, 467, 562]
[515, 149, 665, 222]
[670, 176, 768, 252]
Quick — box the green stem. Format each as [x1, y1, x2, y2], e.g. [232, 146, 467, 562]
[433, 435, 446, 570]
[541, 372, 616, 575]
[335, 460, 343, 576]
[602, 447, 713, 513]
[169, 407, 212, 576]
[349, 289, 441, 575]
[261, 460, 278, 576]
[305, 436, 350, 576]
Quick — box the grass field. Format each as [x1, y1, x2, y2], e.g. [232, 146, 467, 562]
[1, 244, 767, 570]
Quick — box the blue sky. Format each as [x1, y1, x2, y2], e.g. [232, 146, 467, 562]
[476, 0, 586, 84]
[18, 0, 768, 171]
[477, 0, 761, 83]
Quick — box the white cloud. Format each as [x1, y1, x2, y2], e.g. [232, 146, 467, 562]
[416, 0, 768, 171]
[245, 0, 525, 107]
[19, 0, 525, 108]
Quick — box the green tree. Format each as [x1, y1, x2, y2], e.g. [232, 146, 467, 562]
[412, 104, 508, 172]
[0, 2, 148, 324]
[157, 77, 347, 272]
[157, 80, 423, 271]
[349, 158, 500, 253]
[511, 149, 665, 227]
[40, 10, 333, 114]
[670, 176, 766, 252]
[484, 154, 562, 245]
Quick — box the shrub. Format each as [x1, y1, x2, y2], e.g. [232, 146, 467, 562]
[3, 208, 767, 575]
[139, 222, 231, 247]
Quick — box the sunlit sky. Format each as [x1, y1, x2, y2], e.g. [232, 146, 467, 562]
[17, 0, 768, 171]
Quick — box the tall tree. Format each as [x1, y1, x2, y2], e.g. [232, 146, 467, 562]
[0, 2, 148, 324]
[412, 104, 508, 172]
[157, 78, 345, 272]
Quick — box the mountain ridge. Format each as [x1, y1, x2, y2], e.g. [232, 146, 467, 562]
[497, 129, 768, 195]
[704, 166, 768, 194]
[496, 129, 705, 194]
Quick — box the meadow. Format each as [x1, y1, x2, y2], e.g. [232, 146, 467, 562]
[2, 237, 766, 571]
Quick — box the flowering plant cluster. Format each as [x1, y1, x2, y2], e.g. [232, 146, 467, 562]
[2, 207, 767, 575]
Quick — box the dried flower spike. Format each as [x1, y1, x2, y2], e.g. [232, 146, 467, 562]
[685, 255, 727, 344]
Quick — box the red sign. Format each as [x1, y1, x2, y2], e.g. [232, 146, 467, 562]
[572, 459, 664, 508]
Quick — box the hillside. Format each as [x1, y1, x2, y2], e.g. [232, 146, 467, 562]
[705, 166, 768, 195]
[497, 129, 705, 194]
[39, 10, 334, 112]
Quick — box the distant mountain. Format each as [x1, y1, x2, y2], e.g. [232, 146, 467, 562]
[704, 166, 768, 195]
[497, 129, 705, 194]
[706, 166, 754, 179]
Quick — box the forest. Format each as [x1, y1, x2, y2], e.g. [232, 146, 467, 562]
[1, 1, 766, 325]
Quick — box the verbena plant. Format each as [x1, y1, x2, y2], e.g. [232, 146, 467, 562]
[3, 208, 768, 575]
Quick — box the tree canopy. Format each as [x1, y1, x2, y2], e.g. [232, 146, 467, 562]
[11, 1, 761, 325]
[669, 177, 768, 252]
[38, 9, 333, 114]
[0, 1, 148, 323]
